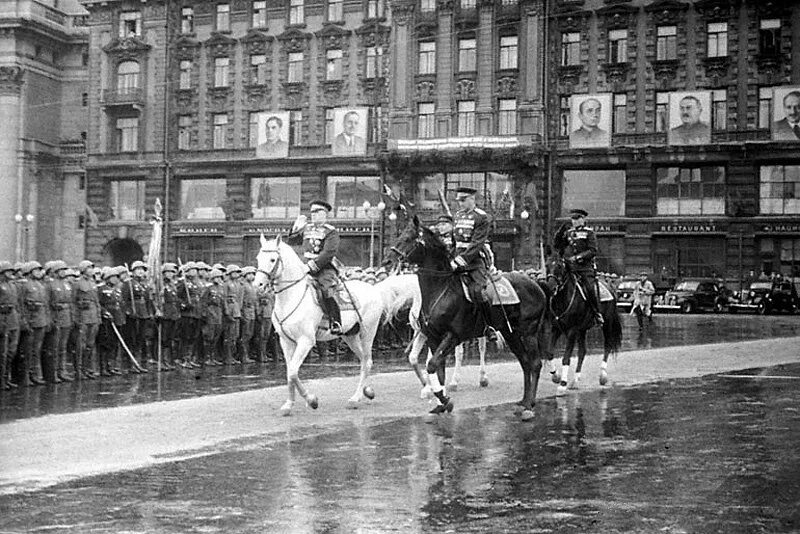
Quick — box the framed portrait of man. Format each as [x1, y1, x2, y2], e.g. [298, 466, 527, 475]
[569, 94, 612, 149]
[771, 86, 800, 141]
[668, 91, 711, 146]
[331, 107, 368, 156]
[256, 111, 290, 159]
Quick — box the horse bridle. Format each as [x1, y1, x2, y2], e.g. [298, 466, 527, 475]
[258, 247, 307, 295]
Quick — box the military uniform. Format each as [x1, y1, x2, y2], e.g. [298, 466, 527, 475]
[122, 264, 156, 367]
[73, 268, 101, 378]
[98, 272, 126, 375]
[239, 267, 258, 362]
[200, 272, 226, 362]
[49, 274, 75, 381]
[554, 210, 603, 322]
[452, 205, 491, 303]
[177, 264, 203, 368]
[0, 263, 20, 390]
[255, 285, 275, 361]
[161, 269, 181, 370]
[18, 265, 50, 386]
[222, 266, 244, 364]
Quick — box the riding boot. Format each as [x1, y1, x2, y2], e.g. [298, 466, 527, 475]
[326, 297, 343, 335]
[0, 352, 6, 390]
[586, 280, 604, 326]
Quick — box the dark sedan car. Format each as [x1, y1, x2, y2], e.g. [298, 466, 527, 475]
[655, 278, 730, 314]
[729, 280, 800, 315]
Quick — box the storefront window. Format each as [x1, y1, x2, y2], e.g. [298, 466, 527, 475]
[596, 236, 624, 275]
[326, 176, 381, 218]
[760, 165, 800, 215]
[110, 180, 145, 220]
[656, 167, 725, 216]
[181, 178, 227, 220]
[760, 237, 800, 277]
[562, 170, 626, 217]
[175, 237, 218, 265]
[250, 177, 301, 219]
[653, 236, 725, 279]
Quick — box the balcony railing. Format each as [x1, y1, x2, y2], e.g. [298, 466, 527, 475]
[1, 1, 89, 35]
[101, 88, 145, 107]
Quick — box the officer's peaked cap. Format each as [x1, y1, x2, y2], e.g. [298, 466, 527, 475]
[455, 187, 477, 196]
[569, 208, 589, 218]
[437, 214, 454, 223]
[309, 200, 332, 211]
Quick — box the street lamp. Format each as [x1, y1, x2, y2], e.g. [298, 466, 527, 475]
[363, 200, 385, 268]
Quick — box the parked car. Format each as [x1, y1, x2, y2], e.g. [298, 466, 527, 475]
[655, 278, 731, 314]
[729, 280, 800, 315]
[615, 276, 640, 311]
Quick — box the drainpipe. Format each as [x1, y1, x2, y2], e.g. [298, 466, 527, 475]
[162, 0, 171, 262]
[15, 71, 26, 262]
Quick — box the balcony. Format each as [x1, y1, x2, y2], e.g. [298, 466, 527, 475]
[101, 88, 145, 110]
[0, 0, 89, 39]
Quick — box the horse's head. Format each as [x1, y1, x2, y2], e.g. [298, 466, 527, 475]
[388, 215, 450, 271]
[546, 254, 567, 284]
[254, 233, 305, 290]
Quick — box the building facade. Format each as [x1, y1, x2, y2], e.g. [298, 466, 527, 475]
[0, 0, 89, 264]
[383, 0, 548, 270]
[548, 0, 800, 285]
[82, 0, 392, 268]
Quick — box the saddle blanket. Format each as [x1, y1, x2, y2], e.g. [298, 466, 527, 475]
[310, 280, 358, 311]
[462, 273, 520, 306]
[599, 280, 614, 302]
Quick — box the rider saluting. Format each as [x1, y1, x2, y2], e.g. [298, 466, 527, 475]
[451, 187, 498, 342]
[554, 208, 604, 325]
[287, 200, 344, 335]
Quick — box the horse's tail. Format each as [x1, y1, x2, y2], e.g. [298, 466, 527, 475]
[604, 302, 623, 356]
[374, 276, 416, 325]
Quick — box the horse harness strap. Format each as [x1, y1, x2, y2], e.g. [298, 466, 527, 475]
[272, 282, 311, 341]
[418, 284, 450, 337]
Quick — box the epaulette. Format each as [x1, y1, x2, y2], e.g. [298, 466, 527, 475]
[583, 226, 594, 231]
[323, 223, 335, 230]
[474, 208, 487, 216]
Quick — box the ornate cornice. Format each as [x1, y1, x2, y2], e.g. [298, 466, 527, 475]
[103, 37, 152, 61]
[645, 0, 689, 25]
[205, 32, 237, 57]
[355, 23, 391, 47]
[454, 78, 476, 100]
[277, 28, 312, 53]
[415, 76, 436, 100]
[694, 0, 739, 21]
[554, 10, 591, 32]
[753, 0, 792, 17]
[596, 4, 638, 29]
[496, 75, 518, 98]
[390, 1, 415, 25]
[315, 24, 352, 50]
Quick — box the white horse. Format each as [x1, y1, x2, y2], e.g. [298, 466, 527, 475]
[254, 234, 399, 416]
[378, 274, 489, 398]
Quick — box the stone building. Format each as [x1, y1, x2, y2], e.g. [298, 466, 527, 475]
[548, 0, 800, 284]
[81, 0, 392, 267]
[0, 0, 89, 264]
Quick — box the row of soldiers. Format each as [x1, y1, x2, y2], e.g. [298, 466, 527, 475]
[0, 259, 276, 390]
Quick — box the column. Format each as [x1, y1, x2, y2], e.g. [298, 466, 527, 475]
[476, 0, 495, 134]
[435, 0, 454, 136]
[0, 66, 24, 261]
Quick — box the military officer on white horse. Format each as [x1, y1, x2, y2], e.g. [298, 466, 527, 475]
[286, 200, 344, 335]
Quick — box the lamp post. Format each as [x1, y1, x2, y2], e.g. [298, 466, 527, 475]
[362, 200, 385, 268]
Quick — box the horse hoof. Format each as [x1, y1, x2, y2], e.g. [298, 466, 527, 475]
[420, 386, 433, 400]
[279, 401, 294, 417]
[556, 385, 567, 397]
[429, 400, 454, 415]
[424, 413, 437, 424]
[520, 410, 535, 421]
[568, 382, 579, 391]
[599, 371, 609, 386]
[479, 377, 489, 388]
[448, 383, 458, 392]
[363, 386, 375, 400]
[551, 372, 560, 384]
[307, 394, 319, 410]
[346, 400, 359, 410]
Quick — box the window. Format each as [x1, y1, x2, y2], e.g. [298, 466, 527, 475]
[252, 0, 267, 27]
[759, 19, 781, 56]
[110, 180, 146, 220]
[460, 0, 476, 9]
[418, 102, 435, 138]
[760, 238, 800, 277]
[289, 110, 303, 145]
[250, 54, 267, 84]
[290, 0, 304, 25]
[655, 92, 669, 133]
[656, 26, 677, 60]
[499, 36, 518, 70]
[366, 0, 384, 19]
[707, 22, 727, 57]
[325, 108, 335, 144]
[82, 52, 88, 66]
[559, 96, 570, 136]
[119, 11, 141, 38]
[288, 52, 304, 82]
[760, 165, 800, 215]
[420, 0, 435, 13]
[181, 7, 194, 34]
[328, 0, 343, 22]
[249, 112, 260, 148]
[656, 166, 726, 215]
[326, 176, 381, 218]
[613, 93, 627, 134]
[216, 4, 230, 32]
[608, 29, 628, 64]
[498, 99, 517, 135]
[561, 32, 580, 66]
[326, 49, 343, 80]
[82, 92, 88, 106]
[212, 113, 228, 149]
[759, 87, 773, 129]
[178, 115, 192, 150]
[419, 41, 436, 74]
[654, 237, 725, 279]
[175, 237, 218, 264]
[181, 179, 227, 219]
[417, 172, 512, 213]
[711, 89, 727, 131]
[457, 101, 476, 136]
[251, 177, 302, 218]
[214, 57, 229, 87]
[116, 117, 138, 152]
[116, 61, 139, 93]
[179, 60, 192, 89]
[366, 46, 384, 78]
[458, 38, 476, 72]
[369, 105, 383, 143]
[562, 170, 626, 218]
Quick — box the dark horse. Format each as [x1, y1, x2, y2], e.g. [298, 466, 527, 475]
[545, 256, 622, 392]
[389, 217, 551, 421]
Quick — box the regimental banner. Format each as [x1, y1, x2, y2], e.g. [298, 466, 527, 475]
[389, 137, 521, 151]
[172, 225, 225, 236]
[759, 223, 800, 233]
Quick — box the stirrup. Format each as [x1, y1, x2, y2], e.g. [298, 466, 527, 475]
[329, 321, 343, 335]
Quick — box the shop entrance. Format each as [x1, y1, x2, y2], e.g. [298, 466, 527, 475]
[102, 238, 144, 267]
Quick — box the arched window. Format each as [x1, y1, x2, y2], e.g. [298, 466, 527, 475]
[116, 61, 140, 93]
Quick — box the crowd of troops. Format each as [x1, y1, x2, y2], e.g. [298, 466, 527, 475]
[0, 259, 278, 390]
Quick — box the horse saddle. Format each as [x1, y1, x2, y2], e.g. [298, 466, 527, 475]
[309, 279, 358, 311]
[598, 280, 614, 302]
[461, 272, 520, 306]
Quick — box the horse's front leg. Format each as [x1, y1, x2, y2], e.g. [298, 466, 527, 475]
[557, 333, 576, 396]
[407, 330, 431, 398]
[283, 335, 317, 415]
[344, 327, 377, 408]
[548, 327, 563, 383]
[477, 336, 489, 387]
[277, 335, 297, 416]
[448, 342, 464, 391]
[571, 333, 588, 390]
[425, 332, 458, 414]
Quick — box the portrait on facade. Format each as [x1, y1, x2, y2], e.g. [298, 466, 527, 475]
[331, 107, 368, 156]
[771, 86, 800, 141]
[569, 94, 612, 149]
[668, 91, 711, 146]
[256, 111, 290, 159]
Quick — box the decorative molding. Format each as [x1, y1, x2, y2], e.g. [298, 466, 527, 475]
[176, 89, 196, 109]
[240, 30, 273, 55]
[416, 79, 436, 100]
[454, 78, 476, 100]
[702, 56, 730, 81]
[753, 0, 792, 17]
[756, 53, 783, 77]
[277, 28, 312, 53]
[208, 86, 232, 108]
[558, 64, 583, 86]
[694, 0, 739, 21]
[652, 59, 679, 84]
[601, 61, 630, 83]
[205, 32, 237, 57]
[321, 79, 344, 99]
[555, 10, 591, 32]
[645, 0, 688, 25]
[390, 2, 415, 25]
[355, 23, 391, 47]
[415, 18, 438, 37]
[282, 82, 308, 108]
[0, 66, 24, 96]
[103, 37, 152, 61]
[437, 0, 454, 12]
[596, 4, 638, 29]
[496, 76, 518, 98]
[174, 36, 200, 60]
[314, 24, 352, 51]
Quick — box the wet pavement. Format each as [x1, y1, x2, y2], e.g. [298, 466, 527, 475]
[1, 362, 798, 533]
[1, 313, 800, 423]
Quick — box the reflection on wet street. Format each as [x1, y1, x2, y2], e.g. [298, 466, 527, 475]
[1, 314, 800, 423]
[2, 363, 798, 533]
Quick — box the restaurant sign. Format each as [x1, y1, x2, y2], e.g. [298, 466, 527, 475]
[656, 223, 719, 233]
[759, 223, 800, 233]
[172, 225, 225, 236]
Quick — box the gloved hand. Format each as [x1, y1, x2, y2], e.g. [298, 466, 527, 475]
[449, 260, 459, 271]
[292, 214, 307, 233]
[302, 263, 311, 274]
[567, 255, 579, 264]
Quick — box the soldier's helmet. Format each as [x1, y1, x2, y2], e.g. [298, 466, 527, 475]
[209, 268, 224, 280]
[131, 260, 147, 271]
[196, 261, 211, 271]
[78, 260, 95, 273]
[241, 266, 257, 276]
[113, 265, 127, 277]
[226, 264, 241, 274]
[180, 261, 197, 273]
[162, 262, 178, 274]
[43, 260, 58, 274]
[13, 262, 24, 273]
[22, 261, 43, 275]
[52, 260, 69, 274]
[0, 261, 14, 273]
[212, 263, 226, 273]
